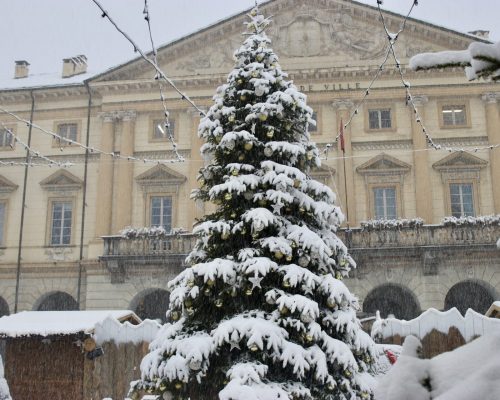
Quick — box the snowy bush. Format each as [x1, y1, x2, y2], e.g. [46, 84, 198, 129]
[441, 215, 500, 227]
[360, 218, 424, 232]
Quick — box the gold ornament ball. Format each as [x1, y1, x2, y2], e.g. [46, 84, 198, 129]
[306, 151, 314, 160]
[237, 79, 243, 85]
[224, 193, 232, 200]
[266, 129, 274, 139]
[245, 288, 253, 296]
[285, 123, 292, 130]
[282, 279, 291, 288]
[221, 232, 230, 240]
[335, 272, 343, 280]
[207, 279, 215, 287]
[364, 355, 372, 363]
[187, 279, 195, 288]
[256, 54, 264, 62]
[343, 369, 352, 378]
[327, 298, 336, 309]
[199, 178, 205, 186]
[249, 344, 259, 352]
[171, 311, 180, 321]
[291, 240, 297, 248]
[258, 199, 267, 206]
[280, 306, 289, 315]
[174, 382, 183, 390]
[259, 114, 268, 122]
[274, 250, 284, 260]
[215, 299, 223, 308]
[244, 141, 253, 151]
[238, 154, 245, 161]
[228, 115, 235, 122]
[286, 255, 293, 262]
[293, 179, 301, 188]
[184, 298, 193, 307]
[361, 392, 370, 399]
[240, 228, 247, 235]
[327, 384, 335, 391]
[231, 169, 239, 176]
[240, 95, 247, 101]
[305, 334, 314, 342]
[251, 71, 259, 78]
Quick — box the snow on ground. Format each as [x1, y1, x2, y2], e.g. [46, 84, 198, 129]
[375, 334, 500, 400]
[371, 307, 500, 342]
[0, 355, 11, 400]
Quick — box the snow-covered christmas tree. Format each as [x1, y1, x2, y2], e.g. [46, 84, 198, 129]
[133, 7, 376, 400]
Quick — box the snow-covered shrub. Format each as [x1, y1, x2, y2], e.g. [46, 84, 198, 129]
[441, 215, 500, 227]
[360, 218, 424, 232]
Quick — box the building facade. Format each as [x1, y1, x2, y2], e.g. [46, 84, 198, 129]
[0, 0, 499, 320]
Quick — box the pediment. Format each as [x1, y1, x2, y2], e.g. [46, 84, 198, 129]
[136, 165, 187, 187]
[40, 170, 83, 191]
[433, 152, 488, 171]
[91, 0, 481, 83]
[0, 175, 18, 194]
[357, 153, 411, 175]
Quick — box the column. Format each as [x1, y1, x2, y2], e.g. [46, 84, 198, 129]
[113, 110, 137, 233]
[94, 112, 116, 238]
[411, 95, 433, 223]
[187, 110, 205, 227]
[332, 100, 356, 226]
[482, 93, 500, 213]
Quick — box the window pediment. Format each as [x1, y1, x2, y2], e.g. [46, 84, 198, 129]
[357, 153, 411, 176]
[432, 152, 488, 172]
[0, 175, 18, 194]
[136, 165, 186, 192]
[40, 170, 83, 192]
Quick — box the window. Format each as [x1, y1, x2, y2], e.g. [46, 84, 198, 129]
[152, 119, 175, 140]
[50, 201, 72, 246]
[0, 202, 5, 246]
[150, 196, 172, 232]
[56, 123, 78, 146]
[442, 105, 466, 126]
[368, 108, 392, 130]
[449, 183, 474, 217]
[373, 187, 397, 220]
[0, 127, 14, 149]
[308, 112, 318, 134]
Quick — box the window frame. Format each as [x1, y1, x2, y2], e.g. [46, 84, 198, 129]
[443, 179, 479, 218]
[449, 182, 475, 217]
[145, 193, 175, 232]
[372, 186, 398, 220]
[365, 104, 396, 132]
[46, 197, 76, 247]
[149, 115, 177, 143]
[52, 121, 81, 147]
[438, 101, 471, 129]
[0, 125, 16, 151]
[0, 200, 8, 247]
[368, 183, 401, 220]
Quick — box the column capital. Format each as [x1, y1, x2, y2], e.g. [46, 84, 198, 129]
[98, 112, 116, 123]
[412, 95, 428, 107]
[481, 92, 500, 104]
[98, 110, 137, 122]
[121, 110, 137, 122]
[331, 99, 354, 111]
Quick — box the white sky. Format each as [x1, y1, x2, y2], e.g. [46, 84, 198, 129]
[0, 0, 499, 81]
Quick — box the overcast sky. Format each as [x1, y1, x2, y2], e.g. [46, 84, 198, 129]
[0, 0, 499, 81]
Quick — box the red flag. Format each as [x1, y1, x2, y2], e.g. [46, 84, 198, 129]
[339, 119, 345, 153]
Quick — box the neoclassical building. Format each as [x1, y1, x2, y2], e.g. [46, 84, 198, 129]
[0, 0, 499, 321]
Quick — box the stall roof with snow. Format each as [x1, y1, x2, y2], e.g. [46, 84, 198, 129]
[0, 310, 141, 338]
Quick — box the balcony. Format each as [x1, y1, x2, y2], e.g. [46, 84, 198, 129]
[100, 234, 197, 283]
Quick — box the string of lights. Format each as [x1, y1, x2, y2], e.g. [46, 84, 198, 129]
[142, 0, 184, 163]
[0, 107, 185, 165]
[0, 122, 72, 167]
[90, 0, 206, 117]
[323, 1, 418, 159]
[376, 1, 500, 153]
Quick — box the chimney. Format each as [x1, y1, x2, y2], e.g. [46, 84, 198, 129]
[14, 60, 30, 79]
[468, 30, 490, 39]
[62, 55, 87, 78]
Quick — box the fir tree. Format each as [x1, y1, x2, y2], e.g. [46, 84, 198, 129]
[133, 7, 376, 400]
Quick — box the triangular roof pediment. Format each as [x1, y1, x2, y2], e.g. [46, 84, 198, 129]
[433, 152, 488, 171]
[91, 0, 482, 84]
[136, 165, 187, 186]
[40, 170, 83, 191]
[357, 153, 411, 175]
[0, 175, 18, 194]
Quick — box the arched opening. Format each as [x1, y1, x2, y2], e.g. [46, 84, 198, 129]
[131, 289, 170, 322]
[444, 280, 496, 315]
[36, 291, 78, 311]
[363, 283, 420, 320]
[0, 296, 9, 317]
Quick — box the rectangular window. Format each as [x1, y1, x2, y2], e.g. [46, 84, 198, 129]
[368, 109, 392, 130]
[0, 128, 14, 149]
[0, 203, 5, 246]
[50, 201, 72, 246]
[450, 183, 474, 217]
[153, 119, 175, 140]
[442, 105, 466, 126]
[309, 112, 318, 133]
[150, 196, 172, 232]
[373, 187, 397, 220]
[56, 123, 78, 146]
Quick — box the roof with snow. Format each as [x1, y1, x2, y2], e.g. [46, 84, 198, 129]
[0, 0, 489, 91]
[486, 301, 500, 318]
[0, 310, 141, 338]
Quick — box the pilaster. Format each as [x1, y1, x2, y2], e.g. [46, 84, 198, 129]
[482, 93, 500, 213]
[411, 95, 433, 223]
